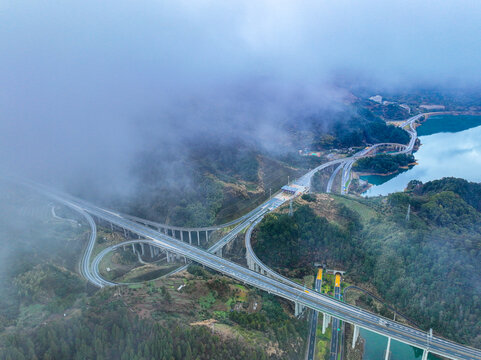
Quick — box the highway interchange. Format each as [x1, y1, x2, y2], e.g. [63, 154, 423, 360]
[30, 112, 481, 360]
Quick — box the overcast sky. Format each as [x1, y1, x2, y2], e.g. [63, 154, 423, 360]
[1, 0, 480, 194]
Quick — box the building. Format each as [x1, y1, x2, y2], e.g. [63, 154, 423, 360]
[281, 185, 298, 195]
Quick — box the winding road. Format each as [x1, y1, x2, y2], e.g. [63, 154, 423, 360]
[25, 112, 481, 360]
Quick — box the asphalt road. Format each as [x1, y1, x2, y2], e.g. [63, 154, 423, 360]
[24, 112, 481, 360]
[326, 163, 343, 193]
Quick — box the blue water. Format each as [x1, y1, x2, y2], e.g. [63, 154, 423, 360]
[362, 115, 481, 196]
[360, 329, 441, 360]
[359, 115, 480, 358]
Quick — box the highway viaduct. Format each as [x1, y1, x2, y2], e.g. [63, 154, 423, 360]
[23, 112, 481, 360]
[38, 186, 481, 360]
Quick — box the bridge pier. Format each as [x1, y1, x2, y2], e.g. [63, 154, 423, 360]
[352, 325, 359, 348]
[246, 254, 254, 271]
[294, 302, 304, 317]
[123, 228, 127, 237]
[180, 231, 184, 242]
[110, 222, 114, 231]
[385, 337, 391, 360]
[132, 243, 135, 254]
[149, 245, 154, 258]
[197, 231, 200, 246]
[421, 350, 429, 360]
[216, 248, 222, 257]
[322, 313, 331, 334]
[188, 231, 192, 245]
[140, 243, 145, 256]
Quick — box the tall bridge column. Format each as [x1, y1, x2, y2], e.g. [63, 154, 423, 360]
[421, 350, 429, 360]
[322, 313, 331, 334]
[131, 243, 136, 254]
[149, 245, 154, 258]
[246, 253, 254, 271]
[205, 231, 208, 244]
[352, 325, 359, 348]
[188, 231, 192, 245]
[123, 228, 127, 237]
[180, 231, 184, 242]
[384, 337, 391, 360]
[197, 231, 200, 246]
[294, 302, 304, 317]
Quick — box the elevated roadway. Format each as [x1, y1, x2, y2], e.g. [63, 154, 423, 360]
[326, 164, 343, 193]
[23, 111, 481, 360]
[48, 192, 481, 360]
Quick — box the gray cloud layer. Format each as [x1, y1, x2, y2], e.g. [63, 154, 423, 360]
[1, 0, 480, 194]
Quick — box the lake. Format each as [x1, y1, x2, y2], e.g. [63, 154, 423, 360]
[362, 115, 481, 196]
[360, 329, 441, 360]
[359, 114, 481, 359]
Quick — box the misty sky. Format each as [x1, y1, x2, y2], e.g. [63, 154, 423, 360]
[1, 0, 481, 195]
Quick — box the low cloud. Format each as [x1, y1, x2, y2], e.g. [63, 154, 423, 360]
[1, 0, 480, 197]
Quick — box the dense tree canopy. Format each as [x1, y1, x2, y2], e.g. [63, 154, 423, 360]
[353, 154, 415, 174]
[254, 178, 481, 347]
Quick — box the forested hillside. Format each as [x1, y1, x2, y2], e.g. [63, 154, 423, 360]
[72, 102, 412, 228]
[1, 293, 269, 360]
[303, 105, 410, 149]
[353, 154, 415, 174]
[0, 184, 307, 360]
[253, 179, 481, 347]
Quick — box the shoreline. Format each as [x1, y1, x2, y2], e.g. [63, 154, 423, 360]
[355, 162, 417, 177]
[361, 111, 481, 194]
[422, 110, 481, 120]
